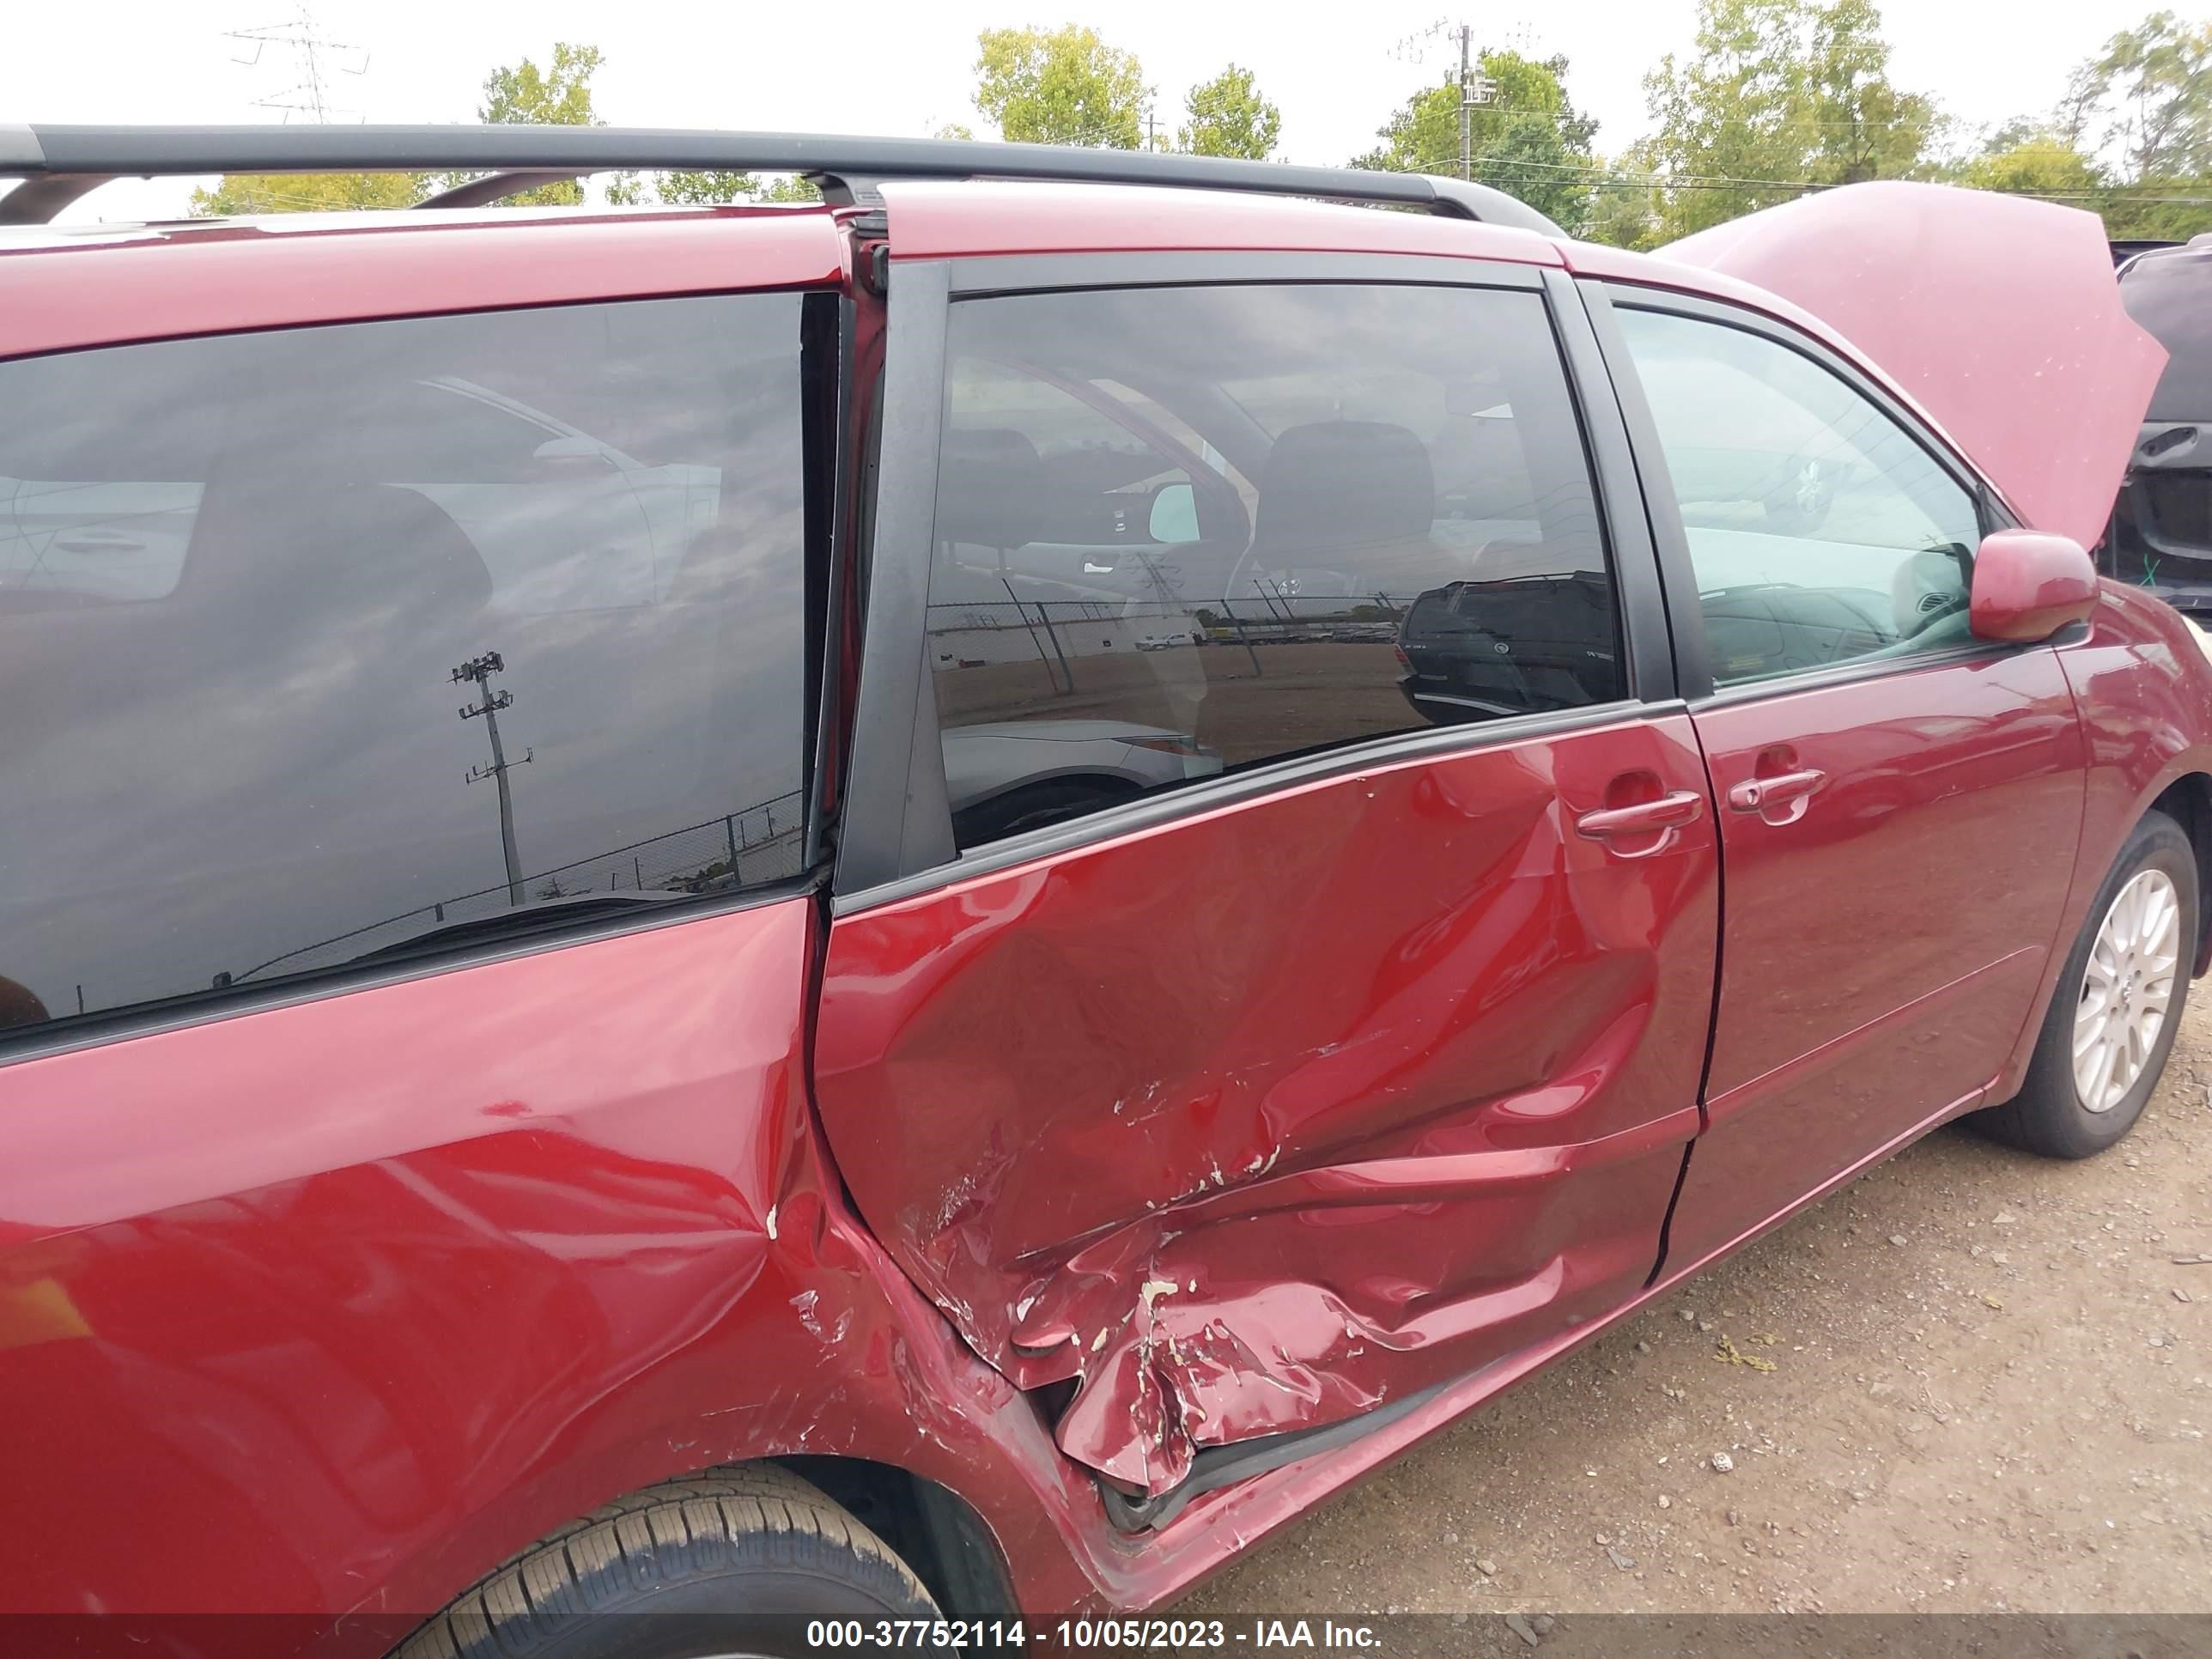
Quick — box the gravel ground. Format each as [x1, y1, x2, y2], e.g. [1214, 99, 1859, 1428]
[1180, 991, 2212, 1621]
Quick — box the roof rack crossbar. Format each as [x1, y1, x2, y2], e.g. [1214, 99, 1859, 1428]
[417, 169, 590, 211]
[0, 173, 107, 225]
[0, 124, 1565, 237]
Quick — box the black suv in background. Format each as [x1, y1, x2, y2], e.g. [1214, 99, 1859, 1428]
[2111, 236, 2212, 611]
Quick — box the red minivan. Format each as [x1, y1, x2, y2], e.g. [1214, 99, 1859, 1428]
[0, 127, 2199, 1656]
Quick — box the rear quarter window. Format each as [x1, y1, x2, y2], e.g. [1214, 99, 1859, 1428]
[0, 293, 815, 1035]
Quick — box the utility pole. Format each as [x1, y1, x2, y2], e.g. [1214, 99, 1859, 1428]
[1458, 24, 1473, 181]
[453, 652, 531, 906]
[224, 5, 369, 123]
[1395, 18, 1499, 181]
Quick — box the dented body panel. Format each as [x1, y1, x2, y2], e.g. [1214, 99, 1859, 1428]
[0, 902, 1096, 1636]
[2, 157, 2205, 1644]
[813, 714, 1718, 1493]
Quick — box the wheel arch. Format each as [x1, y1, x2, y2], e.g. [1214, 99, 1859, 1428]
[2146, 770, 2212, 975]
[386, 1454, 1024, 1656]
[779, 1455, 1022, 1621]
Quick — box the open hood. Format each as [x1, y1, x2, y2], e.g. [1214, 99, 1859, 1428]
[1663, 182, 2167, 550]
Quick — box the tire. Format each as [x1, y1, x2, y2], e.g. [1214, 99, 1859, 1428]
[1976, 809, 2197, 1158]
[398, 1465, 939, 1659]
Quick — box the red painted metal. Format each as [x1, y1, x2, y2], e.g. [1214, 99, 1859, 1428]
[878, 179, 1563, 266]
[812, 714, 1718, 1494]
[1668, 650, 2087, 1265]
[2046, 586, 2212, 994]
[0, 209, 846, 361]
[8, 178, 2212, 1643]
[1970, 530, 2102, 643]
[1656, 183, 2169, 552]
[0, 902, 1106, 1640]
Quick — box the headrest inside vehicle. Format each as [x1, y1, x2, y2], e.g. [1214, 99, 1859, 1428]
[1253, 422, 1435, 557]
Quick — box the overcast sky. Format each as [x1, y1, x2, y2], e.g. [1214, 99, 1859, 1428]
[3, 0, 2154, 222]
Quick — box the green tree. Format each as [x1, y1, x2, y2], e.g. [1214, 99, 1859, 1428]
[1179, 64, 1281, 160]
[2036, 15, 2212, 240]
[973, 25, 1146, 148]
[2102, 179, 2212, 238]
[1957, 133, 2103, 197]
[462, 41, 618, 206]
[1352, 51, 1599, 234]
[1641, 0, 1939, 241]
[656, 170, 756, 204]
[1580, 148, 1663, 247]
[655, 171, 822, 204]
[2081, 10, 2212, 180]
[191, 170, 426, 216]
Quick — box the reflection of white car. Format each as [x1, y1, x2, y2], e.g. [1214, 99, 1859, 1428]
[412, 378, 720, 612]
[0, 477, 201, 603]
[0, 377, 720, 612]
[943, 720, 1224, 842]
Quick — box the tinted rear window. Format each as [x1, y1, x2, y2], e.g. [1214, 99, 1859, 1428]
[0, 294, 813, 1034]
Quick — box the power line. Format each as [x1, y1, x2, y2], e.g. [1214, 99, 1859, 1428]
[223, 5, 368, 124]
[1396, 148, 2212, 204]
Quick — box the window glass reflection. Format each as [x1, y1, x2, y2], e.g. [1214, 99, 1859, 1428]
[0, 295, 811, 1031]
[926, 283, 1623, 848]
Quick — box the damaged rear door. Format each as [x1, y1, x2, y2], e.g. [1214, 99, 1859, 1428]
[811, 253, 1719, 1502]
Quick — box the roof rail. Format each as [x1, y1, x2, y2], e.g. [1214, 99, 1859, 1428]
[0, 123, 1565, 237]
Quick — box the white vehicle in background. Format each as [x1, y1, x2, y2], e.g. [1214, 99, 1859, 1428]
[942, 720, 1223, 842]
[0, 377, 717, 611]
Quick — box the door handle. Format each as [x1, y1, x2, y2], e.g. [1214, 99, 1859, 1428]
[1726, 769, 1827, 815]
[1574, 789, 1705, 847]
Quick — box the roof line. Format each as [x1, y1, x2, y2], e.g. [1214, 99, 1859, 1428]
[0, 124, 1565, 237]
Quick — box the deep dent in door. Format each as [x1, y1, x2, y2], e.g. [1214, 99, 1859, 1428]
[813, 714, 1718, 1493]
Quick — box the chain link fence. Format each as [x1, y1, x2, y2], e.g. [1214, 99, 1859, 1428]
[235, 789, 805, 984]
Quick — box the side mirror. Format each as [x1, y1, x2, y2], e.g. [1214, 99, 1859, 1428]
[533, 435, 614, 466]
[1147, 482, 1200, 545]
[1970, 529, 2100, 643]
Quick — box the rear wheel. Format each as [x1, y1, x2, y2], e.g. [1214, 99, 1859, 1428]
[398, 1466, 938, 1659]
[1977, 810, 2196, 1158]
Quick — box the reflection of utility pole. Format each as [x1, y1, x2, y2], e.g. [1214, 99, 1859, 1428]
[1001, 578, 1072, 694]
[454, 651, 531, 906]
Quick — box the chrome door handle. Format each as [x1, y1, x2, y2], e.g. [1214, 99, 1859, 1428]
[1727, 769, 1827, 814]
[1574, 790, 1705, 844]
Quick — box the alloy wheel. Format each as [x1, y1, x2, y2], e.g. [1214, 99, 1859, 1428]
[2074, 866, 2182, 1113]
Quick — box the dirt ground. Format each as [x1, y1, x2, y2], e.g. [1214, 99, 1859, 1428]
[1180, 994, 2212, 1622]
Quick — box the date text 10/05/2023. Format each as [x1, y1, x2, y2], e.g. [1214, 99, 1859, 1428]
[804, 1620, 1385, 1650]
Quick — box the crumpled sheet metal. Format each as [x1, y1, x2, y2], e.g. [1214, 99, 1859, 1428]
[816, 716, 1718, 1493]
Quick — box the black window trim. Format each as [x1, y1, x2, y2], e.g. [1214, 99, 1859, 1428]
[1585, 278, 2031, 706]
[0, 284, 846, 1068]
[945, 249, 1549, 297]
[0, 875, 822, 1070]
[833, 252, 1675, 909]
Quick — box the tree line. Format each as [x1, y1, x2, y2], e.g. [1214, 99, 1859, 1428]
[195, 3, 2212, 245]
